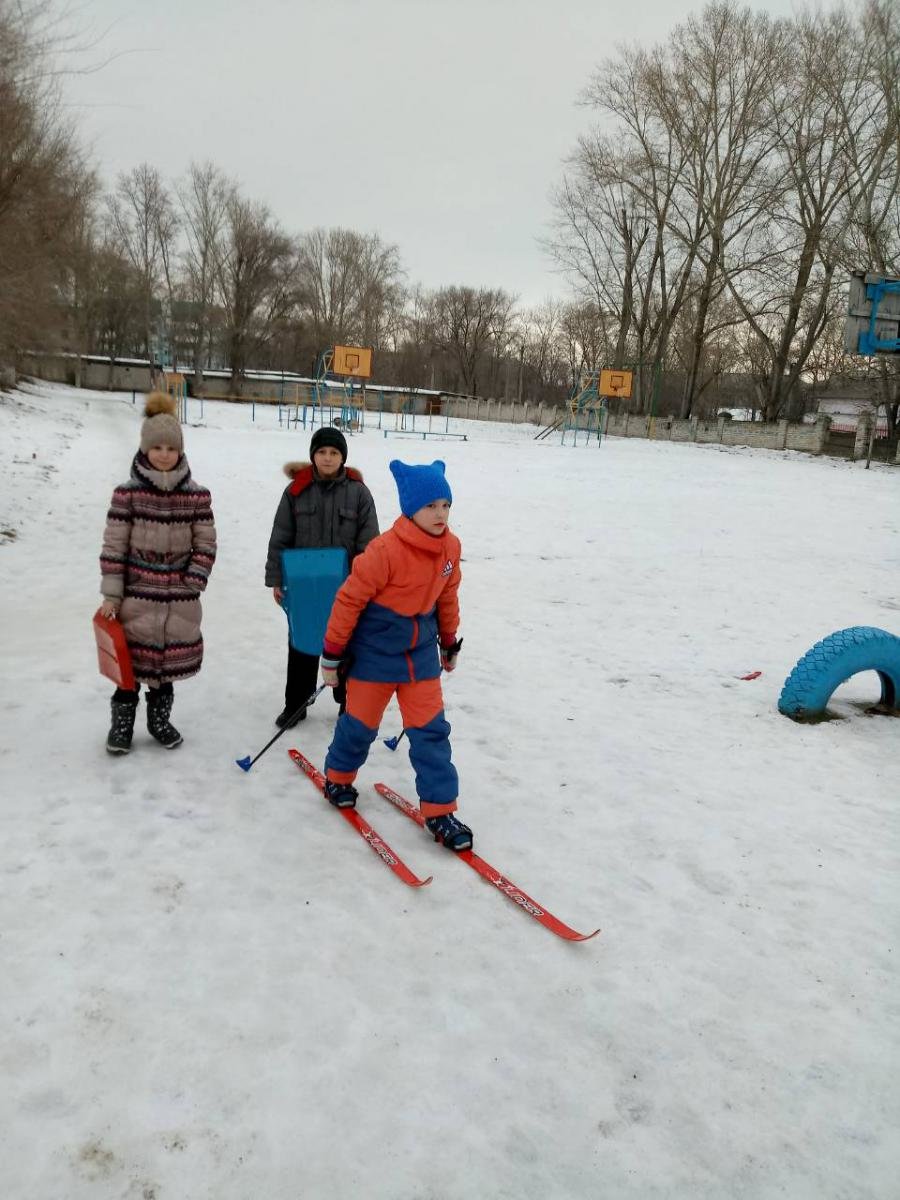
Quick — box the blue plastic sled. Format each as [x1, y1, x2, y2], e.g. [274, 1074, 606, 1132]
[778, 626, 900, 719]
[281, 548, 348, 655]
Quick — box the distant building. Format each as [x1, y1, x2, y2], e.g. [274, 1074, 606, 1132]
[814, 390, 889, 435]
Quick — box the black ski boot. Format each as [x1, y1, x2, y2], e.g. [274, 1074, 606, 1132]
[275, 705, 307, 729]
[324, 780, 358, 809]
[425, 812, 473, 851]
[106, 695, 138, 755]
[146, 687, 183, 749]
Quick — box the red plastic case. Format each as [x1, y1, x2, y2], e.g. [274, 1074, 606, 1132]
[93, 610, 136, 690]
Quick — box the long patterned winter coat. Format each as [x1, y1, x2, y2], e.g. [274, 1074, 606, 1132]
[100, 454, 216, 684]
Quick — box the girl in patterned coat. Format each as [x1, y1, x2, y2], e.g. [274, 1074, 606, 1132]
[99, 393, 216, 754]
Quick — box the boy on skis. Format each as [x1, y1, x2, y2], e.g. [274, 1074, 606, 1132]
[319, 459, 471, 851]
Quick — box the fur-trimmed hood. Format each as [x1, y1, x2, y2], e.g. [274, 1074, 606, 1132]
[283, 461, 365, 495]
[283, 460, 311, 479]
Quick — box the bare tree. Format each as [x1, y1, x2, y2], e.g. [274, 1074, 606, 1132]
[177, 160, 233, 386]
[520, 299, 569, 401]
[653, 3, 787, 417]
[354, 232, 406, 350]
[295, 227, 404, 352]
[546, 142, 643, 365]
[86, 239, 145, 359]
[558, 300, 616, 392]
[64, 176, 145, 364]
[549, 44, 708, 412]
[550, 4, 790, 417]
[67, 175, 105, 361]
[720, 6, 899, 419]
[106, 163, 178, 359]
[551, 0, 900, 426]
[668, 287, 747, 415]
[842, 0, 900, 274]
[427, 285, 516, 396]
[217, 194, 294, 388]
[392, 285, 437, 389]
[0, 0, 91, 373]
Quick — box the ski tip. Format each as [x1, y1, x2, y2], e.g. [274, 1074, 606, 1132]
[545, 924, 601, 942]
[408, 873, 436, 892]
[382, 736, 401, 750]
[235, 756, 252, 772]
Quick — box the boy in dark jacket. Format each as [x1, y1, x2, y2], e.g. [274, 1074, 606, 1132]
[265, 426, 378, 726]
[319, 459, 470, 851]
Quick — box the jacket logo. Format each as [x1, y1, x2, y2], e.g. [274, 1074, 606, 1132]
[441, 559, 454, 577]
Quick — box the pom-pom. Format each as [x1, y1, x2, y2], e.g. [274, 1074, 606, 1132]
[144, 391, 178, 419]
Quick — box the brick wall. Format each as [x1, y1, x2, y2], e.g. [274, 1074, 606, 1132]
[443, 397, 552, 425]
[19, 352, 154, 392]
[606, 412, 832, 454]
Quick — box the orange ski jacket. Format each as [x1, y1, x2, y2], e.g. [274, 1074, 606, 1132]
[323, 515, 461, 683]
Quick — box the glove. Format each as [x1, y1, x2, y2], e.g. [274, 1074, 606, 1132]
[440, 637, 463, 672]
[321, 656, 342, 688]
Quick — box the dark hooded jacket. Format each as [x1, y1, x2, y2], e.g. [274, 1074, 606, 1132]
[264, 461, 379, 588]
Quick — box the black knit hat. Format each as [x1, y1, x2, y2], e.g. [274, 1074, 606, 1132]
[310, 425, 348, 463]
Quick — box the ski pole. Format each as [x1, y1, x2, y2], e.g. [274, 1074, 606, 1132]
[236, 685, 327, 772]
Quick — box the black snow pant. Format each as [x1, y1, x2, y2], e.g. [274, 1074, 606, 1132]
[286, 640, 344, 712]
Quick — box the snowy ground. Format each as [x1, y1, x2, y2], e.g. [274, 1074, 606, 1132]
[1, 381, 898, 1200]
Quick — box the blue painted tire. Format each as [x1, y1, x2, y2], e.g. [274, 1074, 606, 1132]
[778, 626, 900, 719]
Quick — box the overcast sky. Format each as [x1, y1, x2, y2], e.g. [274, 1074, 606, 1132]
[65, 0, 799, 307]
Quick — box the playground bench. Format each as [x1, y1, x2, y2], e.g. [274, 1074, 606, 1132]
[382, 430, 468, 441]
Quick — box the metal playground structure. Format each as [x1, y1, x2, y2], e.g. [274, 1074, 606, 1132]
[379, 392, 468, 441]
[162, 371, 201, 423]
[277, 345, 370, 434]
[276, 344, 467, 441]
[534, 367, 629, 446]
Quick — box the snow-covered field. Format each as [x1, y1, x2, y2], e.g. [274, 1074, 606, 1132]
[2, 381, 898, 1200]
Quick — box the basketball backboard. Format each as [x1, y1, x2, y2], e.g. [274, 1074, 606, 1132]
[332, 345, 373, 378]
[599, 368, 634, 398]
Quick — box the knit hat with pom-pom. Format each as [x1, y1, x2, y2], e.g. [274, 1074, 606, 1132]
[140, 392, 183, 454]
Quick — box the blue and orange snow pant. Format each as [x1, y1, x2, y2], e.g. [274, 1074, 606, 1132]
[324, 677, 458, 816]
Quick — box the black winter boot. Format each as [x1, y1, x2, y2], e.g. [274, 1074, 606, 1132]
[275, 705, 307, 729]
[106, 695, 138, 755]
[146, 687, 183, 749]
[425, 812, 473, 851]
[324, 780, 358, 809]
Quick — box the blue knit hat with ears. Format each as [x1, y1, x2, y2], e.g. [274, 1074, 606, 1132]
[389, 459, 453, 518]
